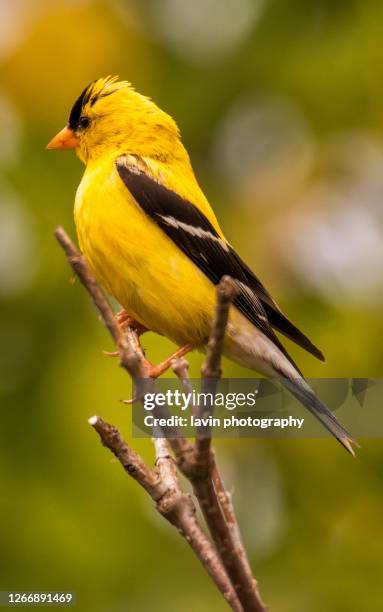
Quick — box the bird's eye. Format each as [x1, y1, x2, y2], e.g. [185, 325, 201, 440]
[79, 115, 90, 129]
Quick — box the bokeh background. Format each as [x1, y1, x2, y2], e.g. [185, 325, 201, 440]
[1, 1, 383, 610]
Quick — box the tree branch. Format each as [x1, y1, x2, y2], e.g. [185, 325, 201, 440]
[172, 280, 266, 612]
[89, 416, 241, 610]
[201, 276, 238, 379]
[195, 276, 238, 471]
[55, 226, 266, 611]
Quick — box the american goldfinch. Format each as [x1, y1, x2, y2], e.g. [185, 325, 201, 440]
[48, 76, 356, 454]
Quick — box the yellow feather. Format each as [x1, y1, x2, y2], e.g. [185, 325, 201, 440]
[75, 156, 217, 346]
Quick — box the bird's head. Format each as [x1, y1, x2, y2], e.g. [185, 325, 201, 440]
[47, 76, 182, 164]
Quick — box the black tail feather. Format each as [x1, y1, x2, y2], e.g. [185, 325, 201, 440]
[281, 377, 358, 456]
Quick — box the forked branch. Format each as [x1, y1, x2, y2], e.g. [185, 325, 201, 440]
[88, 416, 241, 610]
[55, 226, 266, 611]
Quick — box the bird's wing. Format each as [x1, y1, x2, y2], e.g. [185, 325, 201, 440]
[116, 157, 324, 369]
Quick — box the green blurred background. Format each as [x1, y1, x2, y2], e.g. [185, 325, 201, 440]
[1, 1, 383, 610]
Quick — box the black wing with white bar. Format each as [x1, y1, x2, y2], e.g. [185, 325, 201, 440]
[116, 158, 324, 368]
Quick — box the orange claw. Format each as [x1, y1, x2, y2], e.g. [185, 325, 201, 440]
[119, 346, 193, 403]
[104, 311, 148, 357]
[141, 344, 193, 378]
[120, 397, 137, 405]
[104, 351, 120, 357]
[104, 309, 193, 378]
[115, 310, 148, 336]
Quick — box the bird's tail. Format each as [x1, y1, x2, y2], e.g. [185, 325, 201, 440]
[281, 377, 358, 456]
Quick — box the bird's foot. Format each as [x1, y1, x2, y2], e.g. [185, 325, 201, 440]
[104, 310, 148, 357]
[121, 344, 194, 402]
[141, 344, 193, 379]
[104, 309, 193, 378]
[115, 310, 148, 336]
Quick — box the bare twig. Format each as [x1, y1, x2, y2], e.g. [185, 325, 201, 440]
[170, 280, 266, 612]
[171, 357, 193, 396]
[196, 276, 238, 470]
[211, 466, 261, 599]
[88, 415, 160, 498]
[201, 276, 238, 379]
[89, 416, 241, 611]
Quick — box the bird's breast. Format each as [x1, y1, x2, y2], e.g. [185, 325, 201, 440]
[74, 160, 216, 346]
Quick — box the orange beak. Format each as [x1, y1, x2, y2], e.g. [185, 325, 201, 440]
[46, 125, 79, 150]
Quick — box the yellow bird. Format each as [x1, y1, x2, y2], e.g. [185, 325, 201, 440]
[48, 76, 355, 454]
